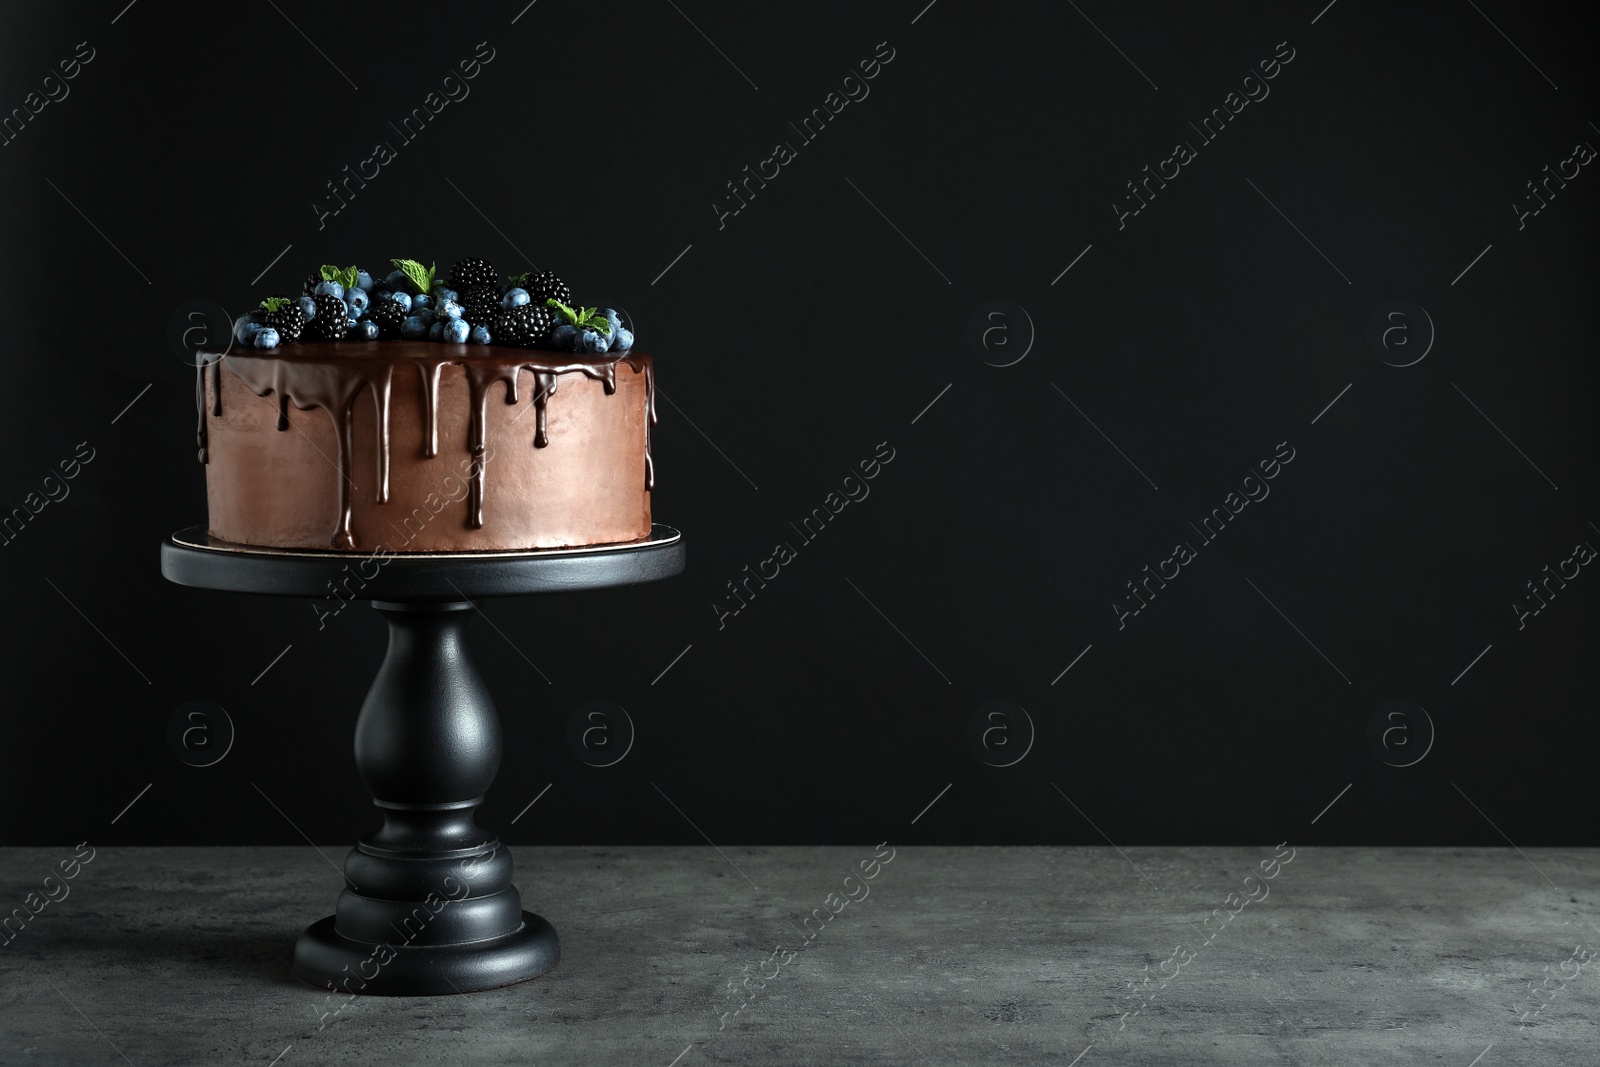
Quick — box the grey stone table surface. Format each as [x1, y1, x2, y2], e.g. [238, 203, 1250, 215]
[0, 846, 1595, 1066]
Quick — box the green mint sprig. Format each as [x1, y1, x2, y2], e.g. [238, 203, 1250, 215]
[546, 298, 612, 336]
[259, 296, 292, 312]
[390, 258, 436, 294]
[318, 264, 360, 290]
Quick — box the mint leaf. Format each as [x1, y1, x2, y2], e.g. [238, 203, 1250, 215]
[319, 264, 341, 282]
[391, 258, 435, 294]
[546, 300, 612, 334]
[260, 296, 291, 312]
[338, 265, 359, 290]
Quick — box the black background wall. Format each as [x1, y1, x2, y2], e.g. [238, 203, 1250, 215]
[1, 1, 1594, 849]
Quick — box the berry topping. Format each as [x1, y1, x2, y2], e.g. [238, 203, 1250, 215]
[244, 255, 634, 354]
[449, 258, 499, 291]
[460, 284, 500, 328]
[260, 296, 306, 342]
[367, 298, 406, 339]
[494, 303, 553, 347]
[307, 293, 350, 341]
[524, 269, 571, 308]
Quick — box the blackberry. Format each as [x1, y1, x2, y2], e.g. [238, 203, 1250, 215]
[494, 304, 553, 347]
[262, 296, 306, 342]
[449, 258, 499, 291]
[525, 269, 571, 308]
[367, 298, 406, 339]
[460, 284, 501, 328]
[302, 271, 324, 296]
[307, 293, 349, 341]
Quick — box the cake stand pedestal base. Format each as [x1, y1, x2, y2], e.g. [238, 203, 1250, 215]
[295, 912, 560, 997]
[160, 525, 685, 996]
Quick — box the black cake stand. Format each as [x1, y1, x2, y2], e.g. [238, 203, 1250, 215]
[160, 523, 685, 996]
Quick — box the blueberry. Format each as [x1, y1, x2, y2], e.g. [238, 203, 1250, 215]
[502, 287, 530, 308]
[549, 323, 577, 350]
[297, 296, 318, 321]
[345, 288, 370, 314]
[233, 316, 263, 345]
[253, 326, 281, 349]
[438, 299, 464, 321]
[412, 293, 433, 312]
[356, 270, 375, 292]
[446, 319, 472, 344]
[429, 321, 445, 341]
[576, 328, 611, 354]
[384, 269, 410, 291]
[603, 308, 622, 334]
[469, 324, 491, 344]
[386, 291, 412, 313]
[433, 286, 459, 304]
[313, 280, 344, 300]
[417, 310, 436, 328]
[612, 327, 634, 351]
[400, 315, 429, 339]
[357, 320, 380, 340]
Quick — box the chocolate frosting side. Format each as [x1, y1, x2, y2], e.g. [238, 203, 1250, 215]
[195, 341, 654, 550]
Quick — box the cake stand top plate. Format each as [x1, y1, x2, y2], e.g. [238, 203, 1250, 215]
[160, 524, 684, 600]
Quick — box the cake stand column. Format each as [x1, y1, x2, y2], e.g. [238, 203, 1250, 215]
[292, 600, 559, 996]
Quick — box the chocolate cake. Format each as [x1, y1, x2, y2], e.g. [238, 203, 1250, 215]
[193, 257, 655, 553]
[196, 342, 653, 552]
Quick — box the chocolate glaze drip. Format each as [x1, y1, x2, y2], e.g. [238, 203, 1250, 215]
[643, 359, 656, 491]
[195, 354, 228, 463]
[370, 369, 392, 505]
[530, 372, 556, 449]
[419, 361, 443, 459]
[195, 359, 210, 463]
[197, 341, 653, 548]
